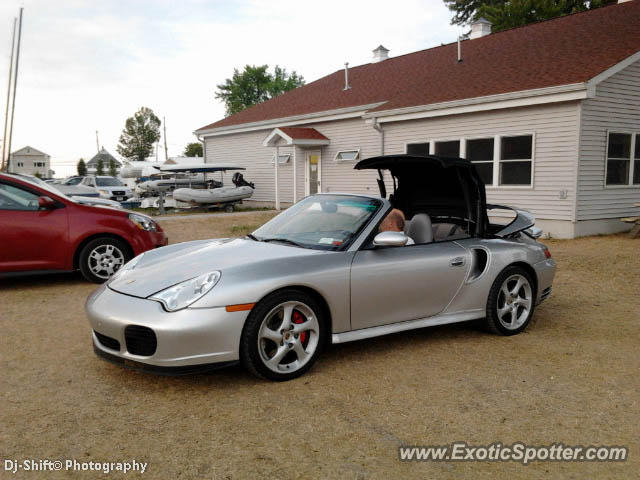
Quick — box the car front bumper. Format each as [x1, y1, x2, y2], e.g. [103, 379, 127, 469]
[86, 284, 249, 372]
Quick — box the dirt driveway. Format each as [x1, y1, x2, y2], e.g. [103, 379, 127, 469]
[1, 212, 638, 479]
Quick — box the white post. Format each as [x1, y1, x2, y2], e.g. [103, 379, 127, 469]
[275, 145, 280, 210]
[292, 147, 297, 203]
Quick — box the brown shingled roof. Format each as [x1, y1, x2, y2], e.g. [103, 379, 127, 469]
[278, 127, 329, 140]
[198, 1, 640, 132]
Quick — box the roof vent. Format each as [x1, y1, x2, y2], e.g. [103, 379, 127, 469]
[469, 17, 492, 39]
[372, 45, 389, 63]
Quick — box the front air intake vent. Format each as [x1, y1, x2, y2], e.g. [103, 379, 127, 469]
[124, 325, 157, 356]
[94, 331, 120, 351]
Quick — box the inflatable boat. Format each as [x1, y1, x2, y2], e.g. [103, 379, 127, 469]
[173, 185, 253, 204]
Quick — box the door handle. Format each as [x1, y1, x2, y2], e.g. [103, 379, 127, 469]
[450, 257, 465, 267]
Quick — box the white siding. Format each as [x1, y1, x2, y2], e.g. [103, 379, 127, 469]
[205, 130, 294, 203]
[204, 102, 581, 221]
[383, 103, 581, 221]
[578, 59, 640, 220]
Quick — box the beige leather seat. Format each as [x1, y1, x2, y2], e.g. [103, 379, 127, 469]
[405, 213, 433, 244]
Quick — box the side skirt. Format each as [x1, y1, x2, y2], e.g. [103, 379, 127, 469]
[332, 310, 484, 344]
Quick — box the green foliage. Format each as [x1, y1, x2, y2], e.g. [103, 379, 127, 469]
[96, 158, 104, 175]
[444, 0, 617, 30]
[116, 107, 162, 162]
[34, 171, 42, 179]
[77, 158, 87, 176]
[108, 159, 117, 177]
[215, 65, 305, 116]
[183, 142, 203, 157]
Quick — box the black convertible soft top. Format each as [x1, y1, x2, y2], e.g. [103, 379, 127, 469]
[355, 154, 489, 237]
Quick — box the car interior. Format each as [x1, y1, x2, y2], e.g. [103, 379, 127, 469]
[355, 155, 489, 246]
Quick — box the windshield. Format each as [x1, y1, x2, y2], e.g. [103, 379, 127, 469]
[252, 194, 382, 251]
[64, 177, 83, 185]
[96, 177, 123, 187]
[7, 174, 78, 203]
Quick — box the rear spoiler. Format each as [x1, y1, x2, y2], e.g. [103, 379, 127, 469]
[487, 204, 542, 239]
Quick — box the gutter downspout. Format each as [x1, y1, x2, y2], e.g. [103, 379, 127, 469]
[371, 117, 384, 155]
[196, 134, 206, 162]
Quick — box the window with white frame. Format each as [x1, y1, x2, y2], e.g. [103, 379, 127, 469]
[406, 143, 429, 156]
[17, 162, 24, 167]
[270, 153, 291, 165]
[334, 150, 360, 162]
[466, 138, 494, 185]
[500, 135, 533, 185]
[434, 140, 460, 157]
[606, 132, 639, 186]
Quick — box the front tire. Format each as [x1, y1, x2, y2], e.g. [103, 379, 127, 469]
[485, 266, 535, 335]
[240, 289, 327, 381]
[78, 237, 131, 283]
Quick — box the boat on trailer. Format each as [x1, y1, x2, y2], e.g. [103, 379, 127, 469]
[160, 163, 254, 211]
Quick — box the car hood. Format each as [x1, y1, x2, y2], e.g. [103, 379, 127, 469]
[108, 238, 323, 298]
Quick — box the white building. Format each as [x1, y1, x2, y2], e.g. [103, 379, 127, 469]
[9, 146, 53, 177]
[195, 1, 640, 238]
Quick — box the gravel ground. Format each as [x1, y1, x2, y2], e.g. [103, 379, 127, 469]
[1, 213, 638, 479]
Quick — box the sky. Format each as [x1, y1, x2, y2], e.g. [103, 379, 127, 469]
[0, 0, 463, 177]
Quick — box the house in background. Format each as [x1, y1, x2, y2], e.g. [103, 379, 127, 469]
[195, 0, 640, 238]
[87, 147, 121, 174]
[9, 146, 53, 177]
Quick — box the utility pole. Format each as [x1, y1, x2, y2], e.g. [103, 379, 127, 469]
[163, 116, 168, 163]
[95, 131, 100, 153]
[1, 17, 17, 172]
[6, 7, 23, 173]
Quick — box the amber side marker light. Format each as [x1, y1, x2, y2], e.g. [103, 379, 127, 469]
[225, 303, 255, 312]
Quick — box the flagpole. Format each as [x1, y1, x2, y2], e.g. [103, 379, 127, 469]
[1, 17, 17, 171]
[6, 7, 23, 172]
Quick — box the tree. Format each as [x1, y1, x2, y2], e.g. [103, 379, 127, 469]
[77, 158, 87, 176]
[108, 159, 117, 177]
[96, 158, 104, 175]
[183, 142, 203, 157]
[34, 171, 42, 179]
[215, 65, 305, 116]
[444, 0, 616, 31]
[116, 107, 162, 161]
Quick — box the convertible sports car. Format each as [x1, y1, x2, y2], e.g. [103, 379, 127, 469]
[86, 155, 556, 381]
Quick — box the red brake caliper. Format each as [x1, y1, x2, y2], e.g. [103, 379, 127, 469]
[292, 310, 308, 345]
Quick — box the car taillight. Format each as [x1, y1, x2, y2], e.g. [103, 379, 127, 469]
[543, 247, 551, 259]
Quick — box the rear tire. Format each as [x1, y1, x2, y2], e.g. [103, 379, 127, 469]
[240, 289, 327, 381]
[485, 266, 535, 335]
[78, 237, 131, 283]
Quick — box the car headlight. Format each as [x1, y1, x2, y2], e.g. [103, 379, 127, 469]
[149, 271, 221, 311]
[99, 189, 110, 196]
[129, 213, 158, 232]
[109, 252, 145, 283]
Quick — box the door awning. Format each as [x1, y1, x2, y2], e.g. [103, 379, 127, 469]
[263, 127, 330, 147]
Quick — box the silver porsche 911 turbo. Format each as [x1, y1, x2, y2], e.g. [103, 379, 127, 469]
[86, 155, 556, 381]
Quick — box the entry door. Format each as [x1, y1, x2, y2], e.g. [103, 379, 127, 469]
[350, 242, 469, 330]
[306, 151, 321, 195]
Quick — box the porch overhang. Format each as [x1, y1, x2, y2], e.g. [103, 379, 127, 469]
[263, 127, 330, 147]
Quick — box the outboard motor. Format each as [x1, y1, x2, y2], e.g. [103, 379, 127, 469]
[232, 172, 255, 189]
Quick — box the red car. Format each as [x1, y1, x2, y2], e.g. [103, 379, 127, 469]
[0, 173, 167, 282]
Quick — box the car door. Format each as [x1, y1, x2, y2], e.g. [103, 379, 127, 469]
[350, 241, 469, 330]
[0, 181, 69, 272]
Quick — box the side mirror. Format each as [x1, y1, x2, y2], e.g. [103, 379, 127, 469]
[373, 231, 409, 247]
[38, 196, 57, 209]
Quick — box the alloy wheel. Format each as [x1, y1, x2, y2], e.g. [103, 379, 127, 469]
[257, 301, 320, 374]
[496, 273, 533, 330]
